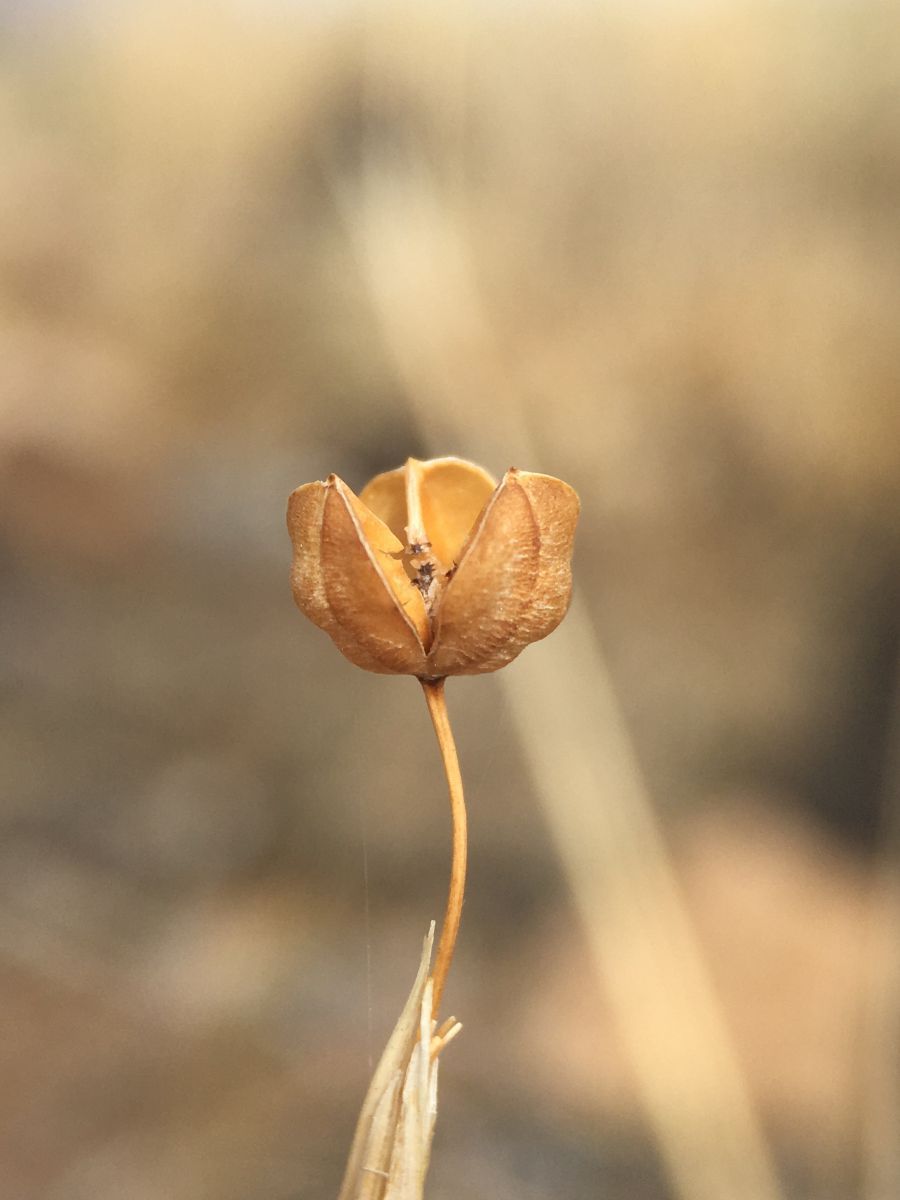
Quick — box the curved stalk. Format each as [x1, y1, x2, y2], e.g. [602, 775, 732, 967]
[420, 677, 467, 1017]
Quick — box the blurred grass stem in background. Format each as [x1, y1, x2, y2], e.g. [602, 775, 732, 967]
[420, 678, 467, 1018]
[502, 603, 784, 1200]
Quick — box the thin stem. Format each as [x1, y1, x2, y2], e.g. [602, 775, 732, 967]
[420, 677, 467, 1017]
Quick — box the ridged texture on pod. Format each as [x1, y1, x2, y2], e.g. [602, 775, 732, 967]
[288, 457, 579, 678]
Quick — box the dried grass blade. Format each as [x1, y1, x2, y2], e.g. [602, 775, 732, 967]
[338, 924, 435, 1200]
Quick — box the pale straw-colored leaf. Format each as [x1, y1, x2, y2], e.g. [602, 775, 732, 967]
[338, 924, 456, 1200]
[382, 980, 439, 1199]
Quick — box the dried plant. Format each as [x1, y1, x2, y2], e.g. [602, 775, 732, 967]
[287, 456, 578, 1196]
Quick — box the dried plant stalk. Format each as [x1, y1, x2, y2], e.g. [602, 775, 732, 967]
[420, 678, 467, 1017]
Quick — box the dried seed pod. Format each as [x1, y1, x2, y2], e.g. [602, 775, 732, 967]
[287, 457, 579, 678]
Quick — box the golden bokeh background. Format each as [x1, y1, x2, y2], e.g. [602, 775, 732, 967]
[2, 2, 899, 1198]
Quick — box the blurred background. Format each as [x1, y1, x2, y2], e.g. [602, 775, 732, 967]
[1, 1, 899, 1197]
